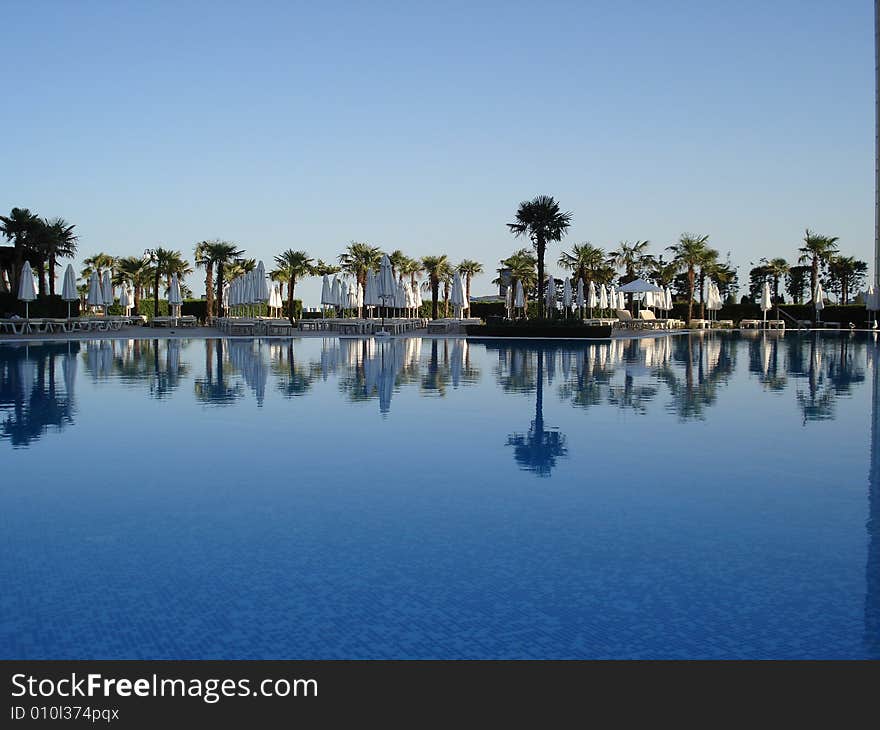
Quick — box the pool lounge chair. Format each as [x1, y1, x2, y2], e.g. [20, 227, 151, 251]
[177, 315, 198, 328]
[616, 309, 637, 329]
[638, 310, 666, 329]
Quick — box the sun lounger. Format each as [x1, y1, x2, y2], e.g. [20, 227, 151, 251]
[177, 315, 198, 328]
[689, 319, 709, 329]
[766, 319, 785, 330]
[0, 318, 27, 334]
[151, 317, 174, 328]
[638, 310, 667, 329]
[616, 309, 637, 329]
[712, 319, 734, 329]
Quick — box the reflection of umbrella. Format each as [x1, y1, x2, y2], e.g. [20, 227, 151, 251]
[61, 264, 78, 318]
[18, 262, 37, 318]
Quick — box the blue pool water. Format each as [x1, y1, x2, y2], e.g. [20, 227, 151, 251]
[1, 333, 879, 659]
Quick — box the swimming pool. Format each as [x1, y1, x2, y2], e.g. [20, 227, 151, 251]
[1, 333, 878, 659]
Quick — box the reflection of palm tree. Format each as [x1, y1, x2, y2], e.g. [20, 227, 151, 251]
[662, 334, 735, 421]
[274, 342, 315, 397]
[1, 343, 78, 447]
[194, 339, 243, 404]
[506, 350, 567, 477]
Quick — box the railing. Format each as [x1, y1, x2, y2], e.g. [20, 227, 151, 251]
[775, 307, 809, 331]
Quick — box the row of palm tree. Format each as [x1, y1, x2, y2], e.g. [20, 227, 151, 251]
[0, 207, 78, 295]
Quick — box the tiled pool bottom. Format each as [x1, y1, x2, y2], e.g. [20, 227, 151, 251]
[1, 334, 879, 659]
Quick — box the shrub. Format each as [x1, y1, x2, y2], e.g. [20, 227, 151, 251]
[0, 293, 80, 318]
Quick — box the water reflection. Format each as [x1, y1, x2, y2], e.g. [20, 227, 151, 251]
[0, 342, 78, 447]
[0, 333, 873, 450]
[868, 334, 880, 655]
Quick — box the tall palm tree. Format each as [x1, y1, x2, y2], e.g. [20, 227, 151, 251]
[558, 242, 606, 286]
[150, 247, 178, 316]
[496, 249, 538, 315]
[160, 250, 191, 296]
[400, 257, 424, 291]
[114, 256, 152, 314]
[389, 250, 411, 278]
[41, 218, 78, 296]
[203, 241, 244, 317]
[338, 242, 382, 293]
[440, 260, 454, 317]
[667, 233, 710, 324]
[274, 249, 314, 323]
[826, 255, 867, 304]
[507, 195, 572, 318]
[0, 207, 41, 292]
[798, 229, 839, 299]
[312, 259, 341, 277]
[421, 254, 449, 319]
[194, 241, 213, 320]
[457, 259, 483, 314]
[81, 252, 115, 281]
[763, 257, 790, 303]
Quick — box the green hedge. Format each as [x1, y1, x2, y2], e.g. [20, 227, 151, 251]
[668, 302, 871, 326]
[0, 293, 80, 318]
[135, 299, 304, 322]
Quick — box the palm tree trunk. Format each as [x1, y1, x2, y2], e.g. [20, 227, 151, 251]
[431, 279, 439, 319]
[205, 263, 214, 323]
[48, 254, 56, 296]
[154, 269, 161, 317]
[536, 240, 545, 319]
[216, 262, 224, 315]
[812, 257, 819, 299]
[687, 267, 695, 324]
[288, 277, 296, 323]
[699, 270, 705, 319]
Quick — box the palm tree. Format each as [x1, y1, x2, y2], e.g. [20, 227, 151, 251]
[495, 249, 538, 316]
[81, 252, 115, 282]
[274, 250, 314, 323]
[0, 207, 41, 292]
[457, 259, 483, 315]
[312, 259, 341, 277]
[114, 256, 152, 314]
[507, 195, 572, 318]
[798, 229, 839, 299]
[149, 248, 177, 316]
[826, 255, 867, 304]
[338, 242, 382, 293]
[203, 241, 243, 317]
[440, 260, 454, 317]
[40, 218, 78, 296]
[763, 257, 790, 303]
[667, 233, 710, 324]
[160, 250, 191, 296]
[558, 242, 607, 286]
[421, 255, 449, 319]
[194, 241, 213, 321]
[400, 257, 424, 291]
[389, 250, 411, 278]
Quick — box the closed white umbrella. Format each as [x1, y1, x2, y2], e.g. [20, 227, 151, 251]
[665, 287, 673, 312]
[168, 272, 183, 318]
[562, 277, 572, 314]
[17, 261, 37, 318]
[576, 278, 585, 316]
[599, 283, 608, 313]
[450, 271, 466, 318]
[867, 286, 878, 328]
[255, 261, 270, 307]
[760, 280, 772, 327]
[412, 279, 422, 312]
[813, 281, 825, 324]
[349, 281, 360, 310]
[587, 280, 598, 318]
[515, 279, 525, 310]
[61, 263, 78, 318]
[339, 280, 349, 315]
[101, 270, 114, 314]
[330, 277, 340, 313]
[377, 254, 396, 314]
[544, 274, 555, 314]
[87, 270, 102, 311]
[456, 271, 469, 316]
[320, 274, 332, 316]
[618, 291, 626, 310]
[120, 285, 130, 312]
[364, 271, 377, 314]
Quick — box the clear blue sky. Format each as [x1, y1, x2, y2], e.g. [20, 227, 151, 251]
[1, 0, 873, 304]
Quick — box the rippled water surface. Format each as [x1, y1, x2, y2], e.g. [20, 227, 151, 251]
[2, 333, 879, 658]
